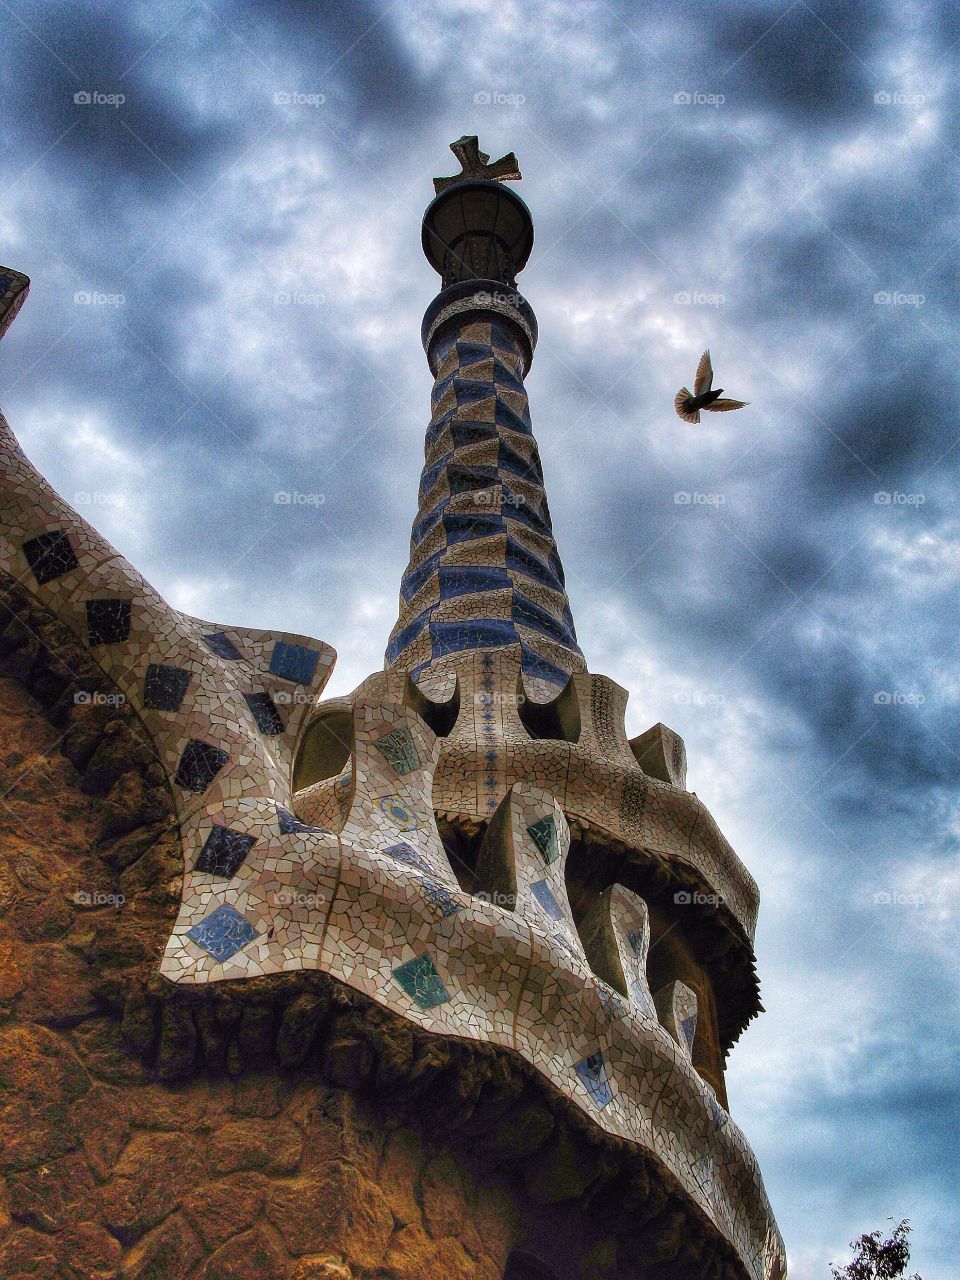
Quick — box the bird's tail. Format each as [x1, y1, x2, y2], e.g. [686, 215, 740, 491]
[674, 387, 700, 424]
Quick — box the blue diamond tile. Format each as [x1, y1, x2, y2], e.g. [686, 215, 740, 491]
[143, 663, 191, 712]
[175, 739, 229, 793]
[417, 876, 463, 919]
[86, 598, 131, 645]
[597, 983, 627, 1022]
[527, 815, 559, 864]
[681, 1014, 697, 1053]
[194, 825, 257, 878]
[383, 841, 434, 875]
[22, 531, 78, 585]
[269, 641, 320, 684]
[575, 1051, 613, 1109]
[187, 903, 258, 962]
[201, 631, 243, 660]
[530, 879, 564, 921]
[244, 691, 284, 735]
[625, 928, 646, 958]
[276, 804, 327, 834]
[392, 953, 450, 1010]
[374, 727, 421, 775]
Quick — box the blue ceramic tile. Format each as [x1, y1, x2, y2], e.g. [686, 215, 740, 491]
[270, 641, 320, 684]
[175, 739, 229, 792]
[85, 598, 131, 646]
[527, 815, 559, 864]
[276, 804, 326, 834]
[575, 1051, 613, 1108]
[187, 903, 258, 962]
[244, 691, 284, 735]
[195, 825, 257, 878]
[392, 953, 451, 1010]
[22, 531, 77, 585]
[530, 879, 564, 920]
[143, 663, 190, 712]
[374, 727, 421, 775]
[201, 632, 243, 660]
[382, 840, 432, 873]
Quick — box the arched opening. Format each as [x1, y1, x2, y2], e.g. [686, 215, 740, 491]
[404, 671, 460, 737]
[292, 708, 353, 791]
[518, 675, 580, 742]
[503, 1250, 559, 1280]
[646, 900, 728, 1107]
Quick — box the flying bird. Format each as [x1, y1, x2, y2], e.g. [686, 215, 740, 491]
[674, 350, 748, 423]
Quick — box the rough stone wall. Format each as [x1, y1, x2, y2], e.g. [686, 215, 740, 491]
[0, 577, 750, 1280]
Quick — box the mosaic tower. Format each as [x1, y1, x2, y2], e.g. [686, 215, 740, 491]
[0, 140, 785, 1279]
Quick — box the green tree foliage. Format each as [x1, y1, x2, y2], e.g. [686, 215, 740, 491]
[831, 1220, 920, 1280]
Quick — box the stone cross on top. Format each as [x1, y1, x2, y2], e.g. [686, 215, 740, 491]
[433, 135, 522, 194]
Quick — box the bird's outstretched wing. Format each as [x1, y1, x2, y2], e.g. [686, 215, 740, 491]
[693, 349, 713, 396]
[704, 398, 749, 412]
[674, 387, 700, 424]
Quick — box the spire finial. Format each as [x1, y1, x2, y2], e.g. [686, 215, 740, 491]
[433, 135, 521, 194]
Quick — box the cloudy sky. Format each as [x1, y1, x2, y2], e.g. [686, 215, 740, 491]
[1, 1, 957, 1275]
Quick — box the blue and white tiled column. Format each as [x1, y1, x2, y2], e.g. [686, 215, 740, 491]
[385, 302, 586, 697]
